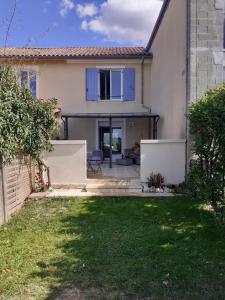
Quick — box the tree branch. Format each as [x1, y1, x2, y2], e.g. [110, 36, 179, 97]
[3, 0, 17, 55]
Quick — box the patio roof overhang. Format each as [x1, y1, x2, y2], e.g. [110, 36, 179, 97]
[61, 112, 160, 168]
[61, 112, 159, 118]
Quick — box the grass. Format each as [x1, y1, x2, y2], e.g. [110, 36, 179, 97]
[0, 196, 225, 299]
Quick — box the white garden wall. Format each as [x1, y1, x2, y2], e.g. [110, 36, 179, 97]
[44, 140, 87, 186]
[141, 140, 186, 184]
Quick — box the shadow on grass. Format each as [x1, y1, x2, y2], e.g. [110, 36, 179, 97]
[32, 196, 225, 299]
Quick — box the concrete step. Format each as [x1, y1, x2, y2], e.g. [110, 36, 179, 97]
[30, 188, 174, 198]
[85, 179, 141, 190]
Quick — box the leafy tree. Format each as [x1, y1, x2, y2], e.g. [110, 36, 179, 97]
[0, 65, 57, 190]
[189, 85, 225, 218]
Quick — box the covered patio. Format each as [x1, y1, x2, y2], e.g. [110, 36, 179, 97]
[61, 112, 160, 169]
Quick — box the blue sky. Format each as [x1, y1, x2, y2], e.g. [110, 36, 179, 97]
[0, 0, 163, 48]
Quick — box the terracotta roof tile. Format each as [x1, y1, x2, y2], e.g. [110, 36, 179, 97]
[0, 47, 152, 59]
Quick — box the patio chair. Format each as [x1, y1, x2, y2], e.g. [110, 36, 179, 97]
[87, 150, 103, 173]
[92, 150, 104, 162]
[87, 156, 102, 173]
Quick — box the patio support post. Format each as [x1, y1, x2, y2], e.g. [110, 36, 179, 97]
[64, 117, 69, 140]
[109, 116, 112, 168]
[153, 117, 157, 140]
[153, 116, 160, 140]
[148, 117, 151, 139]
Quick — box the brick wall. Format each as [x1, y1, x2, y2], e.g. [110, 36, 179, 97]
[189, 0, 224, 100]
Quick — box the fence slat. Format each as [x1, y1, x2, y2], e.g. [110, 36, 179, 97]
[0, 158, 33, 223]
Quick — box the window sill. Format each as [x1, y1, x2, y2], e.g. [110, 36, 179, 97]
[98, 99, 124, 102]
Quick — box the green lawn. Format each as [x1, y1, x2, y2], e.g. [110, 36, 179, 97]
[1, 197, 225, 299]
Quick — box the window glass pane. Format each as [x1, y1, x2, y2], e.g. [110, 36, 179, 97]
[29, 71, 37, 97]
[224, 18, 225, 49]
[100, 70, 110, 100]
[112, 127, 122, 154]
[103, 132, 110, 157]
[111, 70, 121, 99]
[99, 126, 122, 157]
[21, 71, 28, 87]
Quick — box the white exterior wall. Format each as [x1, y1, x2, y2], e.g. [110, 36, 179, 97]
[141, 140, 186, 184]
[148, 0, 187, 139]
[38, 59, 151, 115]
[45, 141, 87, 185]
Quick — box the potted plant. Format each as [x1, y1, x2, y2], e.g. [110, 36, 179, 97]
[147, 173, 165, 193]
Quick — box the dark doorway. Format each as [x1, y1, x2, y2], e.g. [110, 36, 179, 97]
[99, 126, 122, 159]
[100, 70, 110, 100]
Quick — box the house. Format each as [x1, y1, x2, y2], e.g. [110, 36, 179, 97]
[0, 0, 224, 184]
[0, 47, 158, 166]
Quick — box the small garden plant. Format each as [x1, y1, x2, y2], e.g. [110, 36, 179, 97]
[147, 173, 165, 191]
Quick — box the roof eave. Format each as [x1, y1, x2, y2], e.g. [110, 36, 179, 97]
[61, 112, 160, 118]
[146, 0, 171, 51]
[0, 53, 153, 60]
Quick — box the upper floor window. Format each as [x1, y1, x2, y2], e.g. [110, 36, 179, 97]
[19, 68, 38, 97]
[99, 69, 123, 101]
[86, 67, 135, 102]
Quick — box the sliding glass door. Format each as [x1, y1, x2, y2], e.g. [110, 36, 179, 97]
[99, 126, 122, 159]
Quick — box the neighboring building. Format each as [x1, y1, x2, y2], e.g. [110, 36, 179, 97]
[146, 0, 224, 140]
[0, 0, 224, 172]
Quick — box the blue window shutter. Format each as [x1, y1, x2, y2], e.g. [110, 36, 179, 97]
[86, 68, 98, 101]
[111, 71, 122, 99]
[123, 68, 135, 101]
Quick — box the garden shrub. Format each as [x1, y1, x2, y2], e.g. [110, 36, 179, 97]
[0, 65, 58, 190]
[189, 85, 225, 218]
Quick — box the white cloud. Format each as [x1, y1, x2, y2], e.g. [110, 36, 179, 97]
[59, 0, 75, 17]
[81, 20, 89, 31]
[76, 3, 98, 18]
[43, 0, 52, 14]
[78, 0, 163, 45]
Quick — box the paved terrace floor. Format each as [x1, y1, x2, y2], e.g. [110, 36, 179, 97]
[30, 163, 174, 198]
[87, 162, 140, 179]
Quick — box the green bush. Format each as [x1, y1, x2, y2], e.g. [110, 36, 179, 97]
[188, 85, 225, 217]
[0, 65, 58, 190]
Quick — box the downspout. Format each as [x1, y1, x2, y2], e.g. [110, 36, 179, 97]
[141, 55, 151, 111]
[141, 56, 144, 105]
[109, 116, 112, 168]
[185, 0, 191, 181]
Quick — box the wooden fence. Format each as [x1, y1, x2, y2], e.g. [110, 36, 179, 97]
[0, 158, 33, 225]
